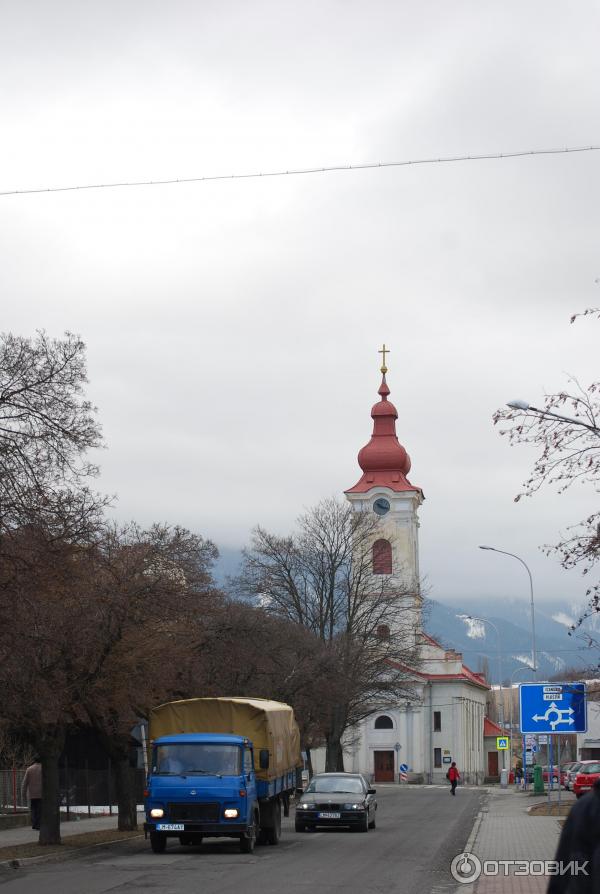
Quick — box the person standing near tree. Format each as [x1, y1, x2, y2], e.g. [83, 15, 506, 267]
[447, 761, 460, 796]
[22, 757, 42, 830]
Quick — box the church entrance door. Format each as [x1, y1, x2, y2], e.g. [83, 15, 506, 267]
[488, 751, 499, 777]
[374, 750, 395, 782]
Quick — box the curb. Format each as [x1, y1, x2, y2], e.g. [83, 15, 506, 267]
[0, 833, 144, 870]
[464, 809, 484, 855]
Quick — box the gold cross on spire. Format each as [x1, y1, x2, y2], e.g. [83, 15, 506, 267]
[378, 343, 390, 374]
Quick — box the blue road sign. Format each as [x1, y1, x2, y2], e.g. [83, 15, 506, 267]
[399, 763, 408, 773]
[519, 682, 587, 734]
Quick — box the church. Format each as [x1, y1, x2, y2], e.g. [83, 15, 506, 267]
[314, 349, 488, 785]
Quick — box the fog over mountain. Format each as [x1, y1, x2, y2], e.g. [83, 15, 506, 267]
[214, 546, 598, 683]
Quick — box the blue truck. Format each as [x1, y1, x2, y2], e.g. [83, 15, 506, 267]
[144, 697, 302, 854]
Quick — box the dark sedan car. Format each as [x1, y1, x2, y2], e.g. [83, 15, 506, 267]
[295, 772, 377, 832]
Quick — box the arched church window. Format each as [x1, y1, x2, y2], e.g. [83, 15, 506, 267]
[377, 624, 390, 640]
[374, 715, 394, 729]
[373, 539, 392, 575]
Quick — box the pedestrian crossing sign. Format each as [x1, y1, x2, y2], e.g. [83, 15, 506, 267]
[496, 737, 509, 750]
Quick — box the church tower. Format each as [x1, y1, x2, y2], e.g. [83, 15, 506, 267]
[344, 346, 424, 610]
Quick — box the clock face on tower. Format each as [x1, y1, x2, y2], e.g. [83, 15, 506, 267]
[373, 497, 391, 516]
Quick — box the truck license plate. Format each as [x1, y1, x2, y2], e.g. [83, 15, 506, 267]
[318, 812, 340, 819]
[156, 823, 184, 831]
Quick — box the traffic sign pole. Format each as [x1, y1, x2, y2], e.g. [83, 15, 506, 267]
[557, 738, 561, 809]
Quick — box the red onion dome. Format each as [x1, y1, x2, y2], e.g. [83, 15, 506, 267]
[356, 375, 411, 474]
[346, 368, 421, 495]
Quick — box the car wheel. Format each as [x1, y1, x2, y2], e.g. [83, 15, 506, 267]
[295, 819, 306, 833]
[150, 832, 167, 854]
[353, 812, 369, 833]
[368, 810, 376, 830]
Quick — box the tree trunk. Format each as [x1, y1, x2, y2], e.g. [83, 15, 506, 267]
[325, 704, 346, 772]
[94, 727, 138, 832]
[325, 736, 339, 772]
[39, 729, 65, 845]
[114, 755, 137, 831]
[305, 747, 314, 779]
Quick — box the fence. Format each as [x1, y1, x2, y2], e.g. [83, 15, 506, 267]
[0, 768, 27, 812]
[0, 765, 146, 817]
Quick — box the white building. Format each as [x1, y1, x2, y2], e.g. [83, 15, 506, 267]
[314, 358, 488, 783]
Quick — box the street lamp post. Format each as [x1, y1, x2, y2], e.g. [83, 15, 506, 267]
[509, 666, 535, 788]
[506, 399, 600, 435]
[466, 615, 505, 769]
[479, 546, 537, 679]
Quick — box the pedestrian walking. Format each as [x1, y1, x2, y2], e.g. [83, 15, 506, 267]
[548, 777, 600, 893]
[21, 757, 42, 830]
[447, 761, 460, 796]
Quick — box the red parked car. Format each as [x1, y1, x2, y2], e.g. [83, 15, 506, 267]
[572, 761, 600, 798]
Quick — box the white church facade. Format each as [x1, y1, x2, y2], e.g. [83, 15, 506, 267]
[313, 353, 488, 784]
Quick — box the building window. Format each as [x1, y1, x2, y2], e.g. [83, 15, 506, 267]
[373, 539, 392, 575]
[434, 748, 442, 768]
[374, 715, 394, 729]
[377, 624, 390, 640]
[433, 711, 441, 732]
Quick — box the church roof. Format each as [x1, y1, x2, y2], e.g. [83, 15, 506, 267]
[484, 717, 510, 737]
[345, 367, 422, 495]
[425, 667, 490, 690]
[389, 659, 491, 690]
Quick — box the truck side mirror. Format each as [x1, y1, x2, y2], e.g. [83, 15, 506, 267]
[259, 749, 270, 769]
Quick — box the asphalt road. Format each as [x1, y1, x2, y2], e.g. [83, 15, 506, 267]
[0, 786, 485, 894]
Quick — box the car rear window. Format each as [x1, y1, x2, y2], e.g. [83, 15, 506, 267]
[581, 763, 600, 774]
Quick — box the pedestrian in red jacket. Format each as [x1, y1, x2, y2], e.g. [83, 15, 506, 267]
[448, 762, 460, 796]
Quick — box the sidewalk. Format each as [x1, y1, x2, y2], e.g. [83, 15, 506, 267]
[460, 789, 572, 894]
[0, 812, 145, 848]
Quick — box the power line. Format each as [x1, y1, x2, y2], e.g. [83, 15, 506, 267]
[1, 144, 598, 198]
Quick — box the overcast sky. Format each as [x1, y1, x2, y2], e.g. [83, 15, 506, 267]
[1, 1, 598, 615]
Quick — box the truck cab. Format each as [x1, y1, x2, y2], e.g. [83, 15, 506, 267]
[144, 733, 260, 853]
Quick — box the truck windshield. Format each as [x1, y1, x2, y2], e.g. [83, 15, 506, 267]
[152, 744, 241, 776]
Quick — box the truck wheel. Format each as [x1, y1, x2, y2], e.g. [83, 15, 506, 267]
[267, 799, 282, 845]
[240, 817, 257, 853]
[150, 832, 167, 853]
[256, 829, 268, 846]
[179, 835, 202, 846]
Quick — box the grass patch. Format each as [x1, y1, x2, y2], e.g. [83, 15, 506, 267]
[529, 803, 572, 817]
[0, 829, 142, 862]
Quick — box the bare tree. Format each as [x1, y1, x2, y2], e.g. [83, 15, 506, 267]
[76, 522, 220, 832]
[0, 330, 106, 538]
[236, 498, 421, 771]
[0, 522, 220, 842]
[185, 599, 334, 774]
[493, 309, 599, 625]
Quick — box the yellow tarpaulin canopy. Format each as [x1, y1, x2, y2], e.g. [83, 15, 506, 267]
[149, 697, 302, 781]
